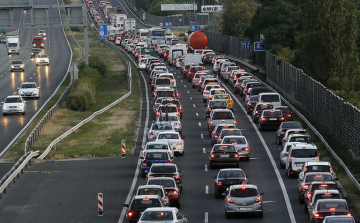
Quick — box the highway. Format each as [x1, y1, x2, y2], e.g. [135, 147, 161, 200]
[0, 0, 72, 156]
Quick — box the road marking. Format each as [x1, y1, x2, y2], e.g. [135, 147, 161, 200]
[184, 85, 186, 88]
[193, 104, 196, 108]
[190, 97, 192, 100]
[205, 185, 209, 194]
[198, 122, 201, 126]
[178, 76, 180, 78]
[29, 77, 32, 79]
[205, 212, 209, 223]
[263, 201, 276, 204]
[250, 157, 259, 160]
[196, 113, 199, 116]
[181, 80, 183, 82]
[201, 134, 204, 139]
[203, 148, 206, 153]
[187, 91, 189, 93]
[0, 75, 3, 77]
[220, 80, 297, 223]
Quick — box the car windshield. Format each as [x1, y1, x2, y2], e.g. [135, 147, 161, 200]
[289, 136, 311, 143]
[250, 96, 258, 102]
[221, 130, 241, 137]
[213, 145, 236, 152]
[137, 188, 164, 196]
[291, 149, 317, 157]
[5, 97, 22, 103]
[223, 137, 246, 144]
[283, 123, 303, 129]
[21, 84, 36, 88]
[156, 79, 171, 85]
[12, 61, 22, 64]
[162, 100, 180, 106]
[317, 201, 347, 211]
[130, 199, 161, 209]
[219, 170, 245, 178]
[32, 49, 41, 52]
[305, 174, 333, 182]
[230, 188, 257, 197]
[158, 134, 179, 140]
[145, 153, 168, 160]
[212, 111, 233, 119]
[8, 43, 17, 47]
[151, 124, 172, 130]
[146, 144, 168, 150]
[209, 101, 227, 107]
[148, 179, 175, 187]
[33, 39, 43, 43]
[151, 165, 176, 173]
[190, 67, 203, 72]
[141, 211, 173, 220]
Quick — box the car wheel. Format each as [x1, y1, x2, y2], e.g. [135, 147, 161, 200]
[305, 204, 308, 214]
[141, 171, 146, 178]
[203, 99, 206, 103]
[246, 156, 250, 161]
[3, 113, 7, 116]
[180, 151, 184, 156]
[276, 137, 281, 145]
[22, 111, 26, 115]
[209, 161, 213, 169]
[225, 209, 232, 219]
[280, 161, 285, 169]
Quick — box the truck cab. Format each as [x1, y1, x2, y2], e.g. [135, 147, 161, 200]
[33, 36, 44, 48]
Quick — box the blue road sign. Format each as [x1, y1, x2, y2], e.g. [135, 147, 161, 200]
[190, 25, 199, 31]
[165, 22, 172, 28]
[254, 41, 265, 51]
[99, 25, 107, 39]
[241, 41, 251, 50]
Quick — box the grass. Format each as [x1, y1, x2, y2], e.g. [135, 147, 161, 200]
[4, 7, 141, 161]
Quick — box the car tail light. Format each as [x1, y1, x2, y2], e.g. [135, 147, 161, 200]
[254, 196, 262, 203]
[214, 133, 218, 138]
[210, 154, 216, 158]
[317, 156, 320, 161]
[204, 90, 207, 94]
[150, 132, 155, 137]
[210, 120, 213, 124]
[142, 160, 147, 166]
[183, 68, 186, 72]
[287, 114, 292, 117]
[289, 157, 292, 166]
[216, 181, 222, 186]
[208, 108, 212, 111]
[233, 120, 237, 124]
[279, 117, 285, 121]
[229, 100, 233, 103]
[314, 213, 323, 218]
[241, 86, 245, 89]
[127, 210, 138, 218]
[226, 197, 234, 204]
[347, 213, 352, 216]
[233, 154, 239, 158]
[247, 102, 252, 106]
[281, 131, 284, 135]
[307, 193, 312, 199]
[261, 117, 268, 121]
[203, 67, 206, 70]
[330, 166, 333, 174]
[241, 147, 249, 151]
[221, 119, 225, 122]
[244, 89, 248, 93]
[178, 106, 182, 111]
[167, 190, 178, 196]
[167, 160, 172, 163]
[174, 176, 180, 179]
[168, 151, 172, 156]
[302, 184, 309, 189]
[255, 110, 259, 114]
[177, 141, 182, 146]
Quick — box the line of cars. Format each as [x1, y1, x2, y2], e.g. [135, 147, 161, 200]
[119, 33, 189, 223]
[1, 30, 46, 116]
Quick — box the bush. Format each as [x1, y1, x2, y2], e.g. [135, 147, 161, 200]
[76, 79, 97, 105]
[78, 56, 107, 75]
[70, 27, 80, 32]
[66, 90, 91, 111]
[79, 67, 102, 90]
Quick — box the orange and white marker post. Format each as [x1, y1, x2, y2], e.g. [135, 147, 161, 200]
[98, 193, 103, 216]
[121, 140, 126, 158]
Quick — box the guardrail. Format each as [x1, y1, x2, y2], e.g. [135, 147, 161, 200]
[0, 150, 40, 198]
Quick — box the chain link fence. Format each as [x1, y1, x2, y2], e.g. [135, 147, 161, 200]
[204, 31, 251, 60]
[266, 52, 360, 159]
[124, 0, 213, 26]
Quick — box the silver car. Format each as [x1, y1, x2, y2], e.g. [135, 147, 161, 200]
[147, 121, 174, 142]
[18, 82, 40, 98]
[165, 113, 182, 134]
[10, 59, 25, 72]
[224, 184, 263, 218]
[221, 136, 250, 161]
[2, 95, 26, 116]
[138, 207, 188, 223]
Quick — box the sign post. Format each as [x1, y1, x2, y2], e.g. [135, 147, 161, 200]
[165, 22, 172, 34]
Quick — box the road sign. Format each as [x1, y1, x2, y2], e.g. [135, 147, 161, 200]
[165, 22, 172, 28]
[254, 41, 265, 51]
[190, 25, 199, 31]
[99, 25, 107, 39]
[159, 22, 163, 27]
[241, 41, 251, 50]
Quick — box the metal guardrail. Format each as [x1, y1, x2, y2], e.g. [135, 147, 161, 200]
[118, 0, 151, 28]
[0, 150, 40, 198]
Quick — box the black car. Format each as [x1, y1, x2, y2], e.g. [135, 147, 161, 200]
[252, 103, 274, 122]
[30, 48, 43, 58]
[213, 168, 248, 198]
[309, 199, 352, 223]
[304, 181, 339, 209]
[205, 100, 228, 119]
[203, 53, 216, 65]
[124, 195, 165, 223]
[209, 144, 239, 169]
[246, 95, 259, 115]
[258, 109, 285, 130]
[275, 121, 303, 145]
[147, 163, 183, 192]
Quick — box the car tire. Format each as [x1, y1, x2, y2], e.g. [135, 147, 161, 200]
[225, 209, 232, 219]
[3, 113, 7, 116]
[299, 195, 304, 204]
[180, 151, 184, 156]
[22, 111, 26, 115]
[141, 171, 146, 178]
[305, 204, 308, 214]
[280, 161, 285, 169]
[246, 156, 250, 161]
[209, 161, 213, 169]
[203, 99, 206, 103]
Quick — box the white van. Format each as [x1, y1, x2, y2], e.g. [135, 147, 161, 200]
[257, 92, 282, 107]
[285, 143, 319, 178]
[168, 44, 187, 66]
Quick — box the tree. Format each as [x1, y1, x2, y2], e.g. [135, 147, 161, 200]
[296, 0, 358, 90]
[221, 0, 258, 38]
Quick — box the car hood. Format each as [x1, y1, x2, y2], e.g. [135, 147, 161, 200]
[19, 88, 37, 92]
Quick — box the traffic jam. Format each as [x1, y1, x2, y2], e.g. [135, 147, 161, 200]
[86, 1, 355, 222]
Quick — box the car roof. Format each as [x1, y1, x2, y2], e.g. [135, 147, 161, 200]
[146, 141, 169, 145]
[138, 185, 165, 189]
[148, 176, 175, 181]
[145, 150, 170, 153]
[315, 198, 347, 204]
[313, 189, 340, 194]
[21, 82, 37, 85]
[143, 207, 177, 212]
[230, 184, 257, 190]
[133, 195, 161, 199]
[223, 135, 246, 139]
[6, 95, 21, 98]
[305, 161, 331, 166]
[151, 163, 176, 167]
[157, 131, 179, 134]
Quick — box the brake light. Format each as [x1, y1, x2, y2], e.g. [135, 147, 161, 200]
[347, 213, 352, 216]
[167, 190, 178, 196]
[226, 197, 234, 204]
[204, 90, 207, 93]
[210, 120, 213, 124]
[210, 154, 216, 158]
[254, 196, 262, 203]
[307, 193, 312, 199]
[289, 157, 292, 166]
[174, 176, 180, 179]
[214, 133, 218, 138]
[281, 131, 284, 135]
[221, 119, 225, 122]
[142, 160, 147, 166]
[167, 160, 171, 163]
[317, 156, 320, 161]
[233, 154, 239, 158]
[261, 117, 268, 121]
[233, 120, 237, 124]
[314, 213, 323, 218]
[216, 181, 222, 186]
[150, 132, 155, 137]
[241, 147, 249, 151]
[127, 210, 138, 218]
[168, 151, 172, 156]
[177, 141, 182, 146]
[255, 110, 259, 114]
[287, 114, 292, 117]
[229, 100, 233, 103]
[280, 117, 285, 121]
[302, 184, 309, 189]
[244, 89, 248, 93]
[330, 167, 333, 174]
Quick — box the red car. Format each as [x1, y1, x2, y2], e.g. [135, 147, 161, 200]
[188, 66, 205, 82]
[147, 177, 181, 208]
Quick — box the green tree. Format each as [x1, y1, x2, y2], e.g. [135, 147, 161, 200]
[296, 0, 358, 91]
[221, 0, 258, 38]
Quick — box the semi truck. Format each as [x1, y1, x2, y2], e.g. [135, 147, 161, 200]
[124, 18, 136, 33]
[113, 14, 127, 29]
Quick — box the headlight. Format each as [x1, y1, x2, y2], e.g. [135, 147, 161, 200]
[18, 105, 23, 109]
[20, 65, 24, 67]
[19, 90, 23, 94]
[11, 66, 14, 68]
[8, 50, 11, 53]
[41, 43, 44, 46]
[3, 106, 7, 109]
[33, 44, 36, 47]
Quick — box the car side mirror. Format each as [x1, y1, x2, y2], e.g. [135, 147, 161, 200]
[260, 192, 264, 195]
[212, 176, 217, 178]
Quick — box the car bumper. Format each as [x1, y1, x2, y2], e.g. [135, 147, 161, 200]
[236, 150, 250, 158]
[209, 158, 238, 166]
[3, 108, 25, 114]
[225, 203, 263, 214]
[19, 92, 39, 98]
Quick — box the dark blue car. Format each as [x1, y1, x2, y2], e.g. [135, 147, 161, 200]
[141, 150, 172, 178]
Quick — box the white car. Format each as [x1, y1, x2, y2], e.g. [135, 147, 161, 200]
[2, 95, 26, 116]
[138, 207, 188, 223]
[221, 135, 250, 161]
[138, 57, 148, 70]
[18, 82, 40, 98]
[38, 30, 46, 37]
[139, 141, 174, 159]
[155, 131, 184, 156]
[175, 57, 184, 69]
[202, 85, 221, 103]
[35, 54, 49, 66]
[166, 114, 182, 134]
[10, 59, 25, 72]
[147, 121, 174, 142]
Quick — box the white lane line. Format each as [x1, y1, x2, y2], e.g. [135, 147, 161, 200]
[187, 91, 189, 93]
[205, 185, 209, 194]
[118, 70, 149, 223]
[29, 77, 32, 79]
[196, 113, 199, 116]
[250, 157, 259, 160]
[201, 134, 204, 139]
[0, 75, 3, 77]
[205, 165, 208, 171]
[181, 80, 183, 82]
[184, 85, 187, 88]
[190, 97, 193, 100]
[198, 122, 201, 126]
[193, 104, 196, 108]
[178, 76, 180, 78]
[203, 148, 206, 153]
[205, 212, 209, 223]
[263, 201, 276, 204]
[220, 81, 297, 223]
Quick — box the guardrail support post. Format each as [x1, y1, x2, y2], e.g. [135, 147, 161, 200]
[17, 173, 19, 178]
[121, 140, 126, 158]
[13, 177, 15, 183]
[29, 159, 32, 166]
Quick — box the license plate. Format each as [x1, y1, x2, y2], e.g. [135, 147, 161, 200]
[221, 154, 229, 158]
[270, 118, 277, 120]
[238, 207, 252, 211]
[296, 163, 304, 167]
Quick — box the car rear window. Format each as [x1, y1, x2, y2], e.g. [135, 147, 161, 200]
[151, 165, 176, 173]
[214, 94, 230, 99]
[221, 130, 241, 137]
[282, 123, 303, 129]
[146, 144, 168, 150]
[151, 124, 172, 130]
[156, 79, 171, 85]
[162, 100, 180, 106]
[219, 170, 245, 178]
[137, 188, 164, 197]
[230, 188, 257, 197]
[209, 101, 227, 107]
[223, 137, 246, 145]
[212, 111, 234, 119]
[145, 152, 169, 160]
[288, 136, 311, 143]
[317, 201, 347, 211]
[131, 198, 161, 209]
[305, 174, 333, 182]
[256, 104, 274, 110]
[291, 149, 317, 157]
[261, 94, 280, 102]
[213, 145, 236, 152]
[263, 110, 282, 116]
[307, 165, 331, 172]
[158, 133, 179, 140]
[141, 211, 173, 220]
[148, 179, 175, 187]
[156, 91, 174, 97]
